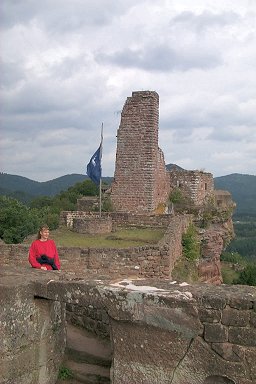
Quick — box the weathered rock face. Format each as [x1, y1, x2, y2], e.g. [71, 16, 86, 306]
[198, 218, 234, 284]
[111, 91, 170, 214]
[1, 267, 256, 384]
[0, 269, 66, 384]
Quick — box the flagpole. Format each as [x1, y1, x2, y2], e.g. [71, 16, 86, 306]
[99, 122, 103, 218]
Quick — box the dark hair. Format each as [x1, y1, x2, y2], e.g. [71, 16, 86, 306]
[37, 224, 49, 239]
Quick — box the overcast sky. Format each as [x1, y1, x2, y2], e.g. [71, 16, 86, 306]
[1, 0, 256, 182]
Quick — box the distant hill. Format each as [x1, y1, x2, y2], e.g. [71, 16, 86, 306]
[1, 172, 256, 216]
[166, 163, 185, 171]
[214, 173, 256, 216]
[0, 173, 112, 203]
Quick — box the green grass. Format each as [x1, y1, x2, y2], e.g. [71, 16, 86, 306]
[221, 262, 240, 284]
[46, 226, 165, 248]
[171, 257, 199, 283]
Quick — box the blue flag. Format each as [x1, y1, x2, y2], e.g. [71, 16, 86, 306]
[87, 145, 102, 185]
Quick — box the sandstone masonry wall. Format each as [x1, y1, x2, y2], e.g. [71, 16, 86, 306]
[111, 91, 169, 213]
[60, 211, 173, 229]
[169, 169, 214, 206]
[73, 216, 112, 234]
[0, 215, 190, 280]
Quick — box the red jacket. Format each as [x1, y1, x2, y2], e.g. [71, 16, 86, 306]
[28, 239, 61, 270]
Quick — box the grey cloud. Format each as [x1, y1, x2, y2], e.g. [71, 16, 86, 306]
[0, 60, 25, 88]
[0, 1, 136, 31]
[96, 45, 222, 72]
[161, 106, 256, 144]
[2, 83, 71, 115]
[48, 55, 90, 80]
[172, 10, 241, 32]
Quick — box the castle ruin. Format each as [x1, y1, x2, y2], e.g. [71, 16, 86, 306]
[1, 91, 252, 384]
[111, 91, 170, 213]
[110, 90, 225, 214]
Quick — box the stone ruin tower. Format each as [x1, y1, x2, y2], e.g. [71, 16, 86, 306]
[111, 91, 170, 213]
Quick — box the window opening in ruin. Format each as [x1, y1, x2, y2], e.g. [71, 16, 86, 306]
[205, 183, 208, 190]
[204, 375, 235, 384]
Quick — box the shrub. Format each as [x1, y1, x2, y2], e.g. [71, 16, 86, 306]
[182, 224, 200, 261]
[169, 188, 184, 204]
[58, 366, 74, 380]
[220, 251, 246, 265]
[235, 264, 256, 286]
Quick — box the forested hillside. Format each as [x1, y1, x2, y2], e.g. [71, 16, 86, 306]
[1, 172, 256, 216]
[0, 173, 112, 203]
[214, 173, 256, 216]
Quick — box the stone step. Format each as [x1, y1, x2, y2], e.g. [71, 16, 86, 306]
[56, 379, 83, 384]
[66, 323, 112, 367]
[65, 360, 110, 384]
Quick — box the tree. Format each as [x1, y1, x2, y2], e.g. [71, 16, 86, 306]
[235, 264, 256, 286]
[0, 196, 41, 243]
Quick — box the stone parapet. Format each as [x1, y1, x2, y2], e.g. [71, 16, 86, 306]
[1, 267, 255, 384]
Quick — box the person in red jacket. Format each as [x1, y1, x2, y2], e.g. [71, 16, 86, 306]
[28, 224, 60, 270]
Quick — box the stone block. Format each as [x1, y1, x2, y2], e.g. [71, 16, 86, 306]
[228, 327, 256, 347]
[244, 348, 256, 379]
[229, 296, 254, 310]
[198, 307, 221, 323]
[211, 342, 245, 362]
[201, 293, 227, 310]
[222, 307, 249, 327]
[250, 312, 256, 327]
[204, 323, 228, 342]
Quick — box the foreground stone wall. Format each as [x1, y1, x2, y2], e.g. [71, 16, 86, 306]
[0, 270, 66, 384]
[2, 267, 255, 384]
[111, 91, 170, 213]
[107, 282, 256, 384]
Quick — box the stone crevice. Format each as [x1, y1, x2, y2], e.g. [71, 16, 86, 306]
[170, 337, 195, 383]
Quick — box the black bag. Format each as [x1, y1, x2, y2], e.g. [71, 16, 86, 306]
[36, 254, 58, 270]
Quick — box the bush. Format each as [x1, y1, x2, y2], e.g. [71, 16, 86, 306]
[182, 224, 200, 261]
[235, 264, 256, 286]
[58, 366, 74, 380]
[169, 188, 184, 204]
[0, 196, 41, 243]
[220, 251, 246, 265]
